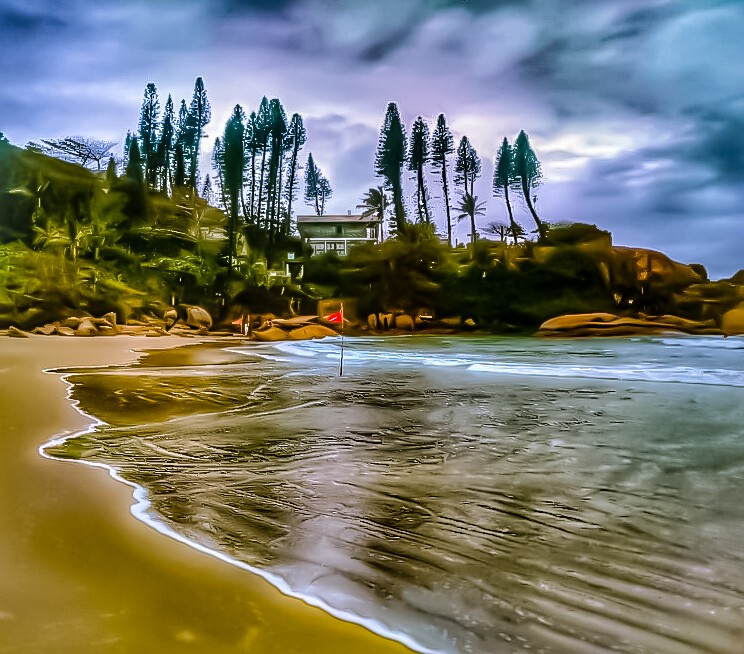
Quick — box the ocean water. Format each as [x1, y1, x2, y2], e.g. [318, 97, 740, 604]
[44, 335, 744, 653]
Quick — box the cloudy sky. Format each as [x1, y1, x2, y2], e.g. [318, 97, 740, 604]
[1, 0, 742, 277]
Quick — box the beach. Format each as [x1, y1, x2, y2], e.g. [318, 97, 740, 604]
[0, 335, 411, 654]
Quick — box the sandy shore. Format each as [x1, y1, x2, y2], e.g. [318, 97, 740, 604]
[0, 335, 411, 654]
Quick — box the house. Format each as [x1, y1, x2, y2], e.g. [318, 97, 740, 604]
[297, 213, 381, 256]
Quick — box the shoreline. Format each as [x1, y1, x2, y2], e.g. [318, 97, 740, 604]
[0, 335, 411, 654]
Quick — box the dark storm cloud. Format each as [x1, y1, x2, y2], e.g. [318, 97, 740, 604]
[1, 0, 742, 275]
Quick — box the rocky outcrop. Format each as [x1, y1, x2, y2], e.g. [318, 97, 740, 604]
[288, 325, 338, 340]
[721, 306, 744, 336]
[538, 312, 719, 337]
[253, 326, 289, 342]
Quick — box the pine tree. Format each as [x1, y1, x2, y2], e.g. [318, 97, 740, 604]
[138, 83, 160, 187]
[493, 137, 520, 245]
[374, 102, 407, 232]
[185, 77, 211, 189]
[513, 129, 546, 241]
[407, 116, 431, 224]
[255, 97, 271, 227]
[174, 143, 186, 188]
[157, 94, 175, 193]
[222, 105, 245, 283]
[245, 111, 259, 225]
[431, 113, 454, 245]
[283, 113, 306, 234]
[304, 153, 332, 216]
[454, 136, 481, 198]
[266, 98, 288, 238]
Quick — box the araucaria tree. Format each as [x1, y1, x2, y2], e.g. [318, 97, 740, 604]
[221, 105, 246, 283]
[185, 77, 211, 190]
[157, 94, 175, 193]
[138, 83, 160, 187]
[283, 113, 306, 234]
[407, 116, 431, 224]
[375, 102, 407, 232]
[454, 136, 481, 198]
[513, 129, 546, 241]
[304, 153, 332, 216]
[430, 113, 454, 245]
[493, 137, 520, 245]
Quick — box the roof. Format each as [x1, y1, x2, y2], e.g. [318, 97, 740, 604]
[296, 214, 380, 224]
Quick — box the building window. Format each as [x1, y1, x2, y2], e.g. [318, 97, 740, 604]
[335, 225, 343, 235]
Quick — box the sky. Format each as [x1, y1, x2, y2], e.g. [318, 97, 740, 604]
[1, 0, 742, 278]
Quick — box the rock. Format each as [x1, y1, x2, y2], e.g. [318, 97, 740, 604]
[57, 326, 76, 336]
[186, 306, 212, 330]
[367, 314, 379, 330]
[102, 311, 117, 328]
[253, 327, 289, 342]
[97, 325, 116, 336]
[540, 313, 619, 331]
[8, 326, 29, 338]
[163, 308, 178, 325]
[378, 313, 393, 331]
[288, 325, 338, 340]
[76, 318, 98, 336]
[33, 323, 57, 335]
[721, 306, 744, 336]
[62, 317, 82, 329]
[394, 314, 414, 331]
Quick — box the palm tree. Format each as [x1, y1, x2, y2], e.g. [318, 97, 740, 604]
[357, 186, 389, 241]
[455, 192, 486, 244]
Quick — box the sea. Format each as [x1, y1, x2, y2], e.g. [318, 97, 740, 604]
[43, 335, 744, 653]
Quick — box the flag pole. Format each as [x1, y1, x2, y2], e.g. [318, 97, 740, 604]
[339, 302, 345, 377]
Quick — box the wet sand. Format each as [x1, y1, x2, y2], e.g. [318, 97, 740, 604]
[0, 335, 411, 654]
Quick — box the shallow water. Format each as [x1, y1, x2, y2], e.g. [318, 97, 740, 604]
[46, 335, 744, 653]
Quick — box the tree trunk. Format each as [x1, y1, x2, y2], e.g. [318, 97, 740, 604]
[442, 165, 452, 246]
[504, 185, 518, 245]
[523, 180, 546, 241]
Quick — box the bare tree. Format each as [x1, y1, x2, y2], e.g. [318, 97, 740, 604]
[34, 137, 118, 171]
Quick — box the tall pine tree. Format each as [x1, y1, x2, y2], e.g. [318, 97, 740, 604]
[454, 136, 481, 198]
[283, 113, 306, 234]
[375, 102, 407, 232]
[157, 94, 175, 193]
[431, 113, 454, 245]
[138, 83, 160, 187]
[185, 77, 211, 190]
[407, 116, 431, 224]
[304, 153, 332, 216]
[513, 129, 546, 241]
[493, 137, 520, 245]
[222, 105, 245, 283]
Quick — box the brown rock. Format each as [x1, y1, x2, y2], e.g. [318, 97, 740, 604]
[367, 314, 379, 330]
[394, 314, 414, 331]
[62, 317, 82, 329]
[186, 306, 212, 330]
[8, 326, 29, 338]
[288, 325, 338, 340]
[540, 313, 618, 332]
[76, 318, 98, 336]
[721, 306, 744, 336]
[57, 326, 76, 336]
[253, 327, 289, 342]
[378, 313, 393, 331]
[33, 323, 58, 335]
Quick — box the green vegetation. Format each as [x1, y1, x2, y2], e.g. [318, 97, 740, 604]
[3, 81, 732, 333]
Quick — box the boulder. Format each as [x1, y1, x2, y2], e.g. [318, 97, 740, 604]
[76, 318, 98, 336]
[721, 306, 744, 336]
[33, 323, 57, 335]
[62, 317, 82, 329]
[93, 312, 117, 329]
[378, 313, 393, 331]
[186, 306, 212, 330]
[394, 314, 414, 331]
[540, 313, 618, 332]
[367, 314, 379, 330]
[288, 325, 338, 340]
[8, 326, 29, 338]
[57, 326, 76, 336]
[253, 327, 289, 342]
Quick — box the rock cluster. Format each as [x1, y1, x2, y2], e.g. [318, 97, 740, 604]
[538, 312, 721, 337]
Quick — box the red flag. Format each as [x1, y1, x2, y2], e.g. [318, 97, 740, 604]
[324, 310, 343, 323]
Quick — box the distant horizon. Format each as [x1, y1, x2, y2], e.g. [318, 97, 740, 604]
[2, 0, 742, 278]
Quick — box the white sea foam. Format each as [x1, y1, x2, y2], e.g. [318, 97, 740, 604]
[38, 362, 439, 654]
